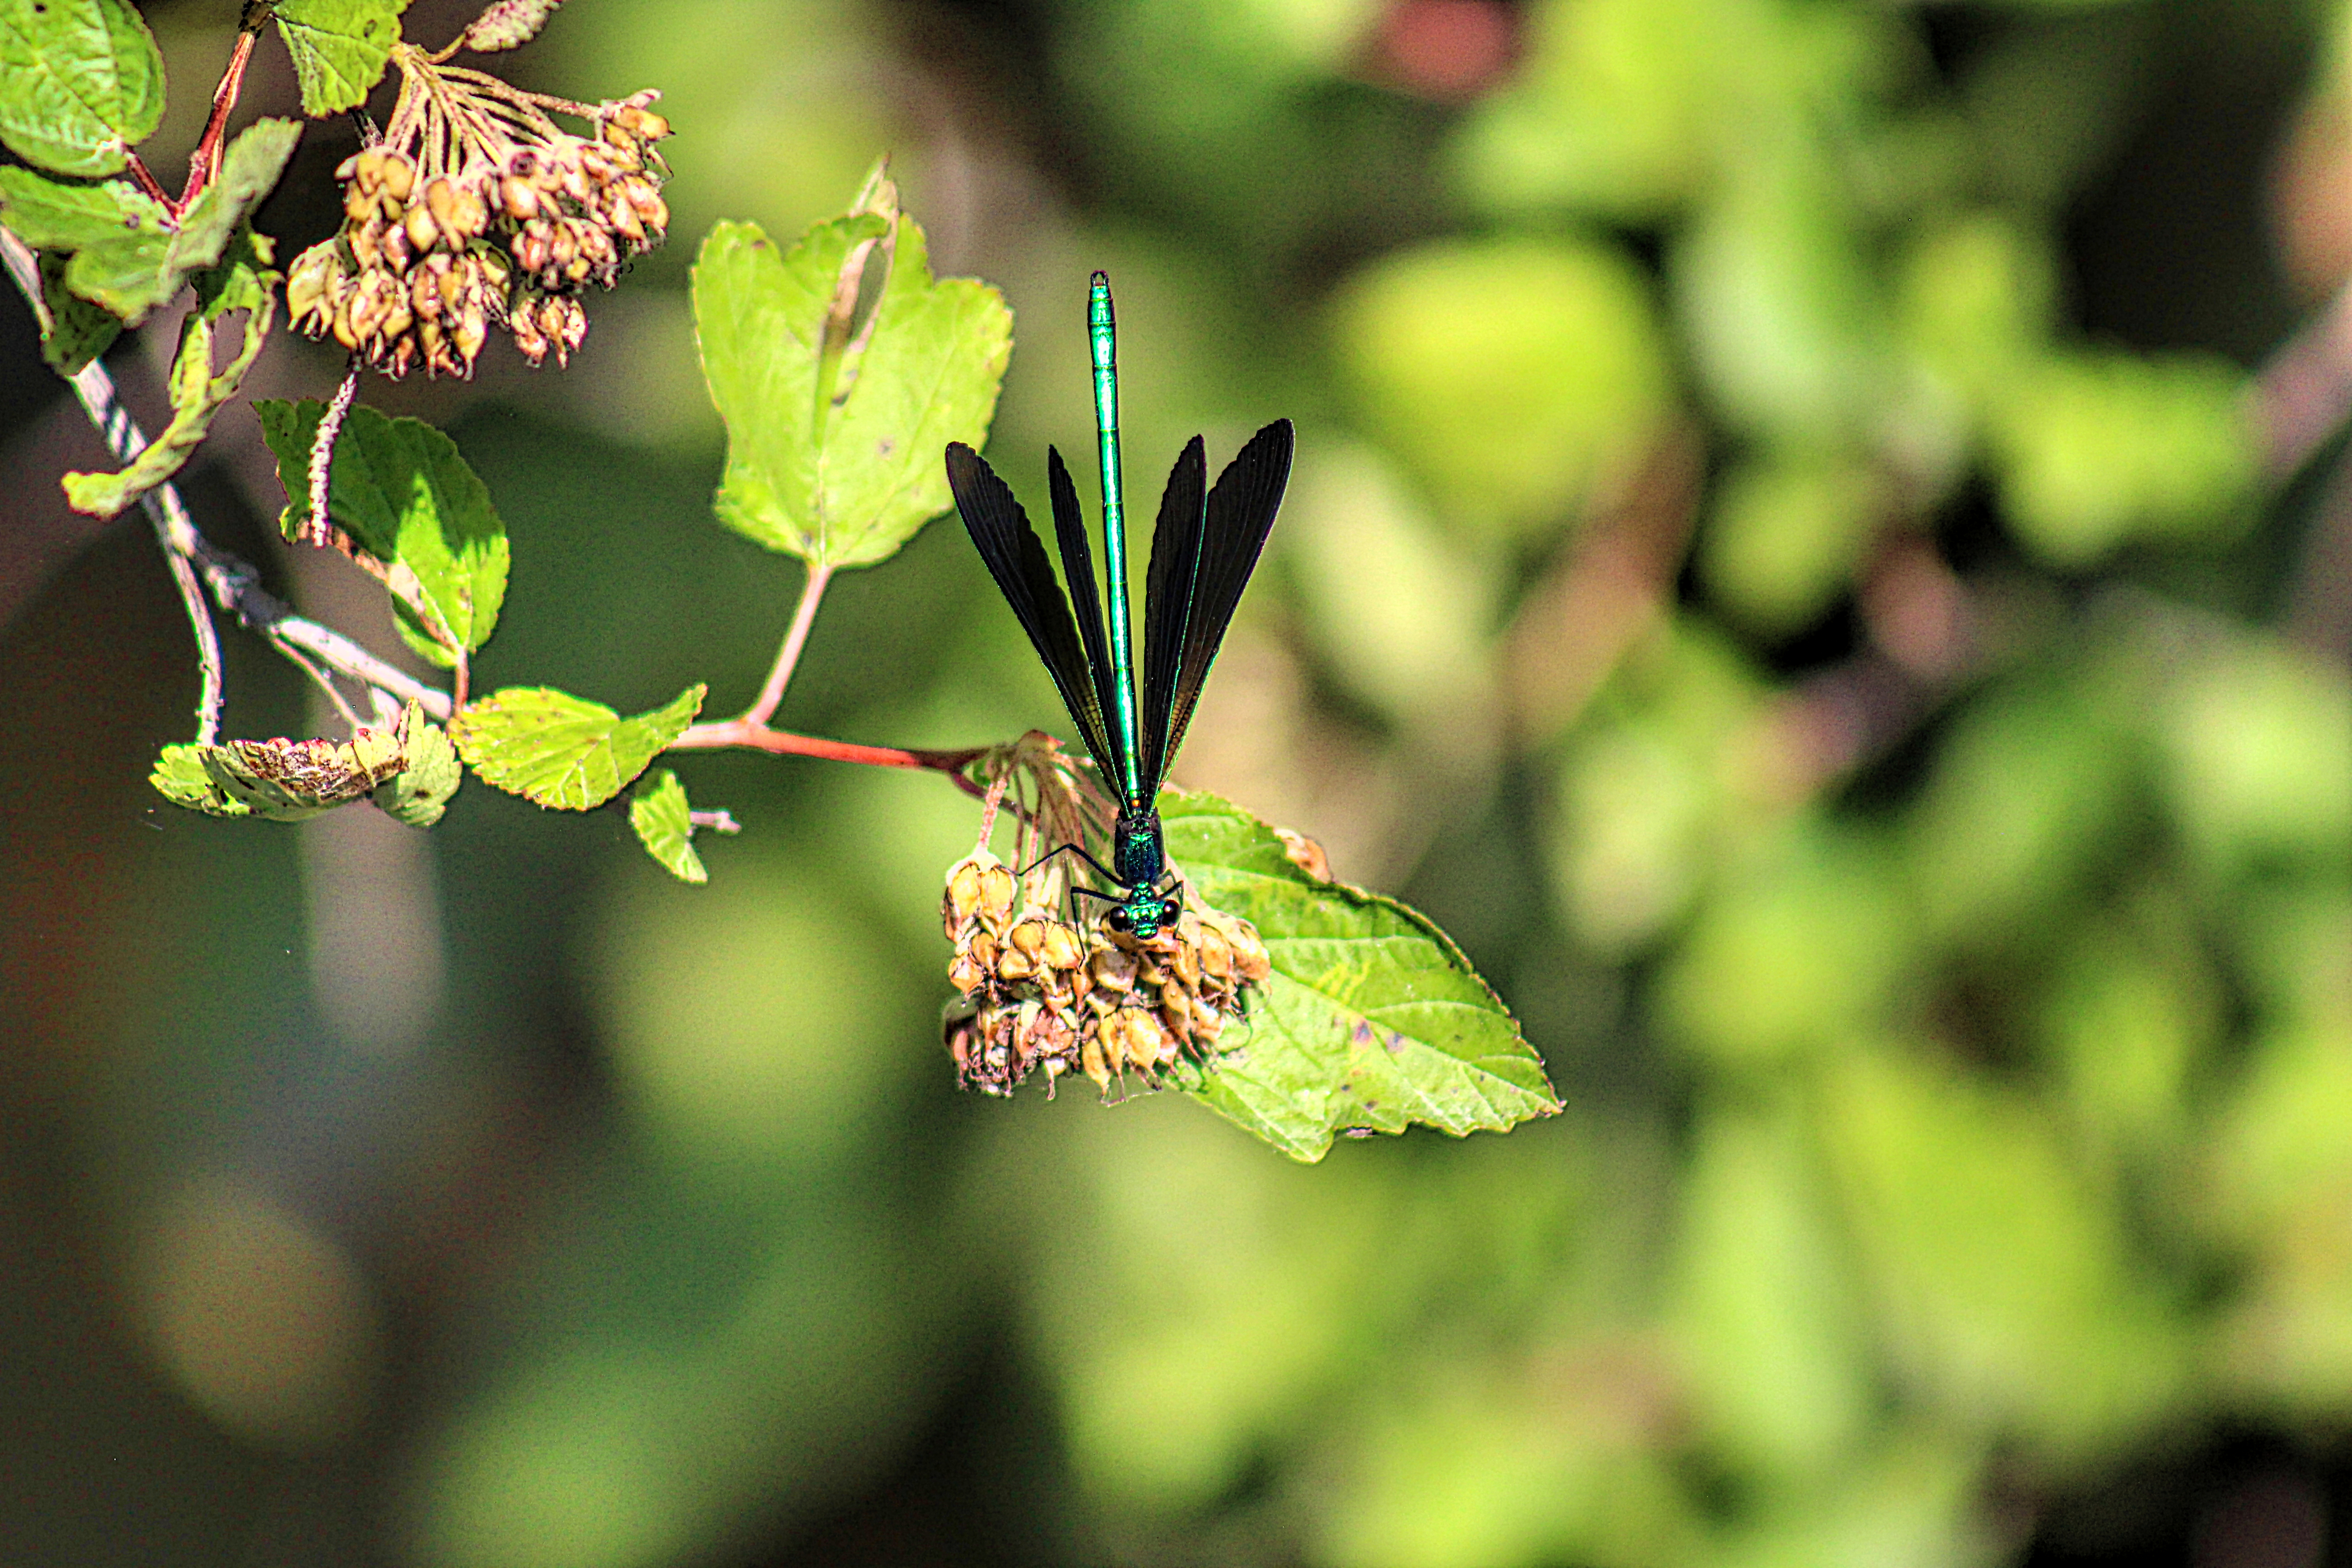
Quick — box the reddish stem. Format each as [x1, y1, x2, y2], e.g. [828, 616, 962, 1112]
[670, 719, 989, 795]
[178, 27, 262, 211]
[125, 152, 175, 215]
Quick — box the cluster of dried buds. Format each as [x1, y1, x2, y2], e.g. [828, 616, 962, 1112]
[286, 90, 671, 378]
[940, 848, 1271, 1097]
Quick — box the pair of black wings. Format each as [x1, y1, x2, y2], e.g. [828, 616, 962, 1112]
[945, 419, 1294, 807]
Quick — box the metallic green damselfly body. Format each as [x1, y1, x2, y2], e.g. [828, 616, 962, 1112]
[946, 273, 1294, 939]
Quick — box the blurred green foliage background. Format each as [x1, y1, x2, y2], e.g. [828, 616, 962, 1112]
[2, 0, 2349, 1563]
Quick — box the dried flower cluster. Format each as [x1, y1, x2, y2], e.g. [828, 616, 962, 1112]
[286, 55, 670, 379]
[941, 848, 1271, 1097]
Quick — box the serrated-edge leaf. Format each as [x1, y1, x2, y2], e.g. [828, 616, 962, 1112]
[372, 702, 461, 826]
[150, 743, 252, 817]
[0, 162, 162, 250]
[273, 0, 408, 117]
[62, 225, 278, 517]
[450, 684, 705, 810]
[694, 202, 1011, 569]
[0, 0, 164, 177]
[33, 248, 118, 372]
[254, 396, 509, 661]
[1154, 788, 1557, 1161]
[2, 118, 299, 326]
[628, 769, 708, 882]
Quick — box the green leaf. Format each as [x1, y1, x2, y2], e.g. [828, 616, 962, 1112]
[33, 248, 118, 372]
[1331, 234, 1670, 538]
[150, 718, 412, 822]
[451, 685, 706, 810]
[151, 743, 252, 818]
[1156, 789, 1558, 1161]
[628, 770, 709, 882]
[0, 162, 162, 250]
[1991, 348, 2257, 568]
[273, 0, 408, 117]
[0, 118, 300, 325]
[692, 176, 1013, 569]
[62, 226, 278, 518]
[255, 397, 509, 665]
[0, 0, 163, 177]
[373, 703, 462, 827]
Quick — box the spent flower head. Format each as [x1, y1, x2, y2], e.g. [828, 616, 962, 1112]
[286, 43, 670, 380]
[941, 844, 1270, 1097]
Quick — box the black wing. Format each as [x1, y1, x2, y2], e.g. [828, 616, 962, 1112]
[1155, 419, 1292, 779]
[1138, 436, 1207, 793]
[945, 442, 1116, 770]
[1046, 446, 1128, 785]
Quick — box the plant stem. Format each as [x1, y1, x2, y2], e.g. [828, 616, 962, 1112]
[178, 24, 262, 211]
[669, 720, 985, 787]
[744, 562, 833, 728]
[0, 227, 455, 730]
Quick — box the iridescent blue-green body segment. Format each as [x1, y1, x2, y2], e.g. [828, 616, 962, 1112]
[944, 273, 1295, 940]
[1088, 277, 1144, 811]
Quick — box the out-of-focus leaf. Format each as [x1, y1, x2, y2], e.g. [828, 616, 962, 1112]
[1546, 617, 1766, 954]
[451, 685, 705, 811]
[1281, 442, 1496, 724]
[2037, 914, 2213, 1162]
[628, 769, 708, 883]
[1158, 789, 1558, 1162]
[1674, 156, 1893, 441]
[1908, 680, 2135, 948]
[1657, 823, 1910, 1067]
[255, 397, 509, 665]
[1699, 447, 1883, 635]
[693, 172, 1012, 568]
[63, 226, 278, 518]
[1313, 1357, 1700, 1568]
[1452, 0, 1719, 220]
[0, 0, 163, 177]
[1991, 349, 2257, 566]
[1669, 1098, 1871, 1481]
[273, 0, 407, 117]
[1822, 1039, 2190, 1464]
[372, 705, 461, 827]
[1707, 1430, 1998, 1568]
[32, 249, 118, 372]
[0, 119, 299, 324]
[2160, 639, 2352, 880]
[1333, 234, 1670, 538]
[1008, 1096, 1406, 1514]
[1899, 214, 2056, 414]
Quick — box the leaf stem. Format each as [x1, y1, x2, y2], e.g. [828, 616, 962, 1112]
[668, 718, 985, 788]
[742, 561, 834, 728]
[178, 23, 263, 211]
[124, 153, 176, 218]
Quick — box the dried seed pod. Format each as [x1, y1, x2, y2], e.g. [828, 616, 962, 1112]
[404, 203, 441, 257]
[451, 305, 487, 369]
[378, 150, 416, 203]
[285, 241, 340, 328]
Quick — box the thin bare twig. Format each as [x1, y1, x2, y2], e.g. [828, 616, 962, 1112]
[0, 227, 455, 730]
